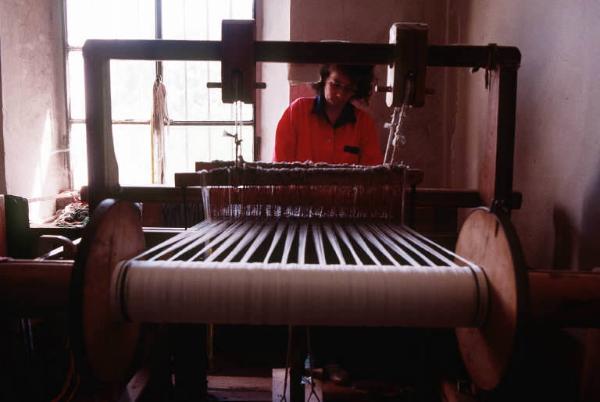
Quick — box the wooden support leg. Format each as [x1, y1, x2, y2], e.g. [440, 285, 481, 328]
[170, 323, 208, 402]
[289, 326, 307, 402]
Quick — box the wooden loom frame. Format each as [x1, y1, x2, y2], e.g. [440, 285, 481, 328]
[76, 35, 522, 399]
[82, 34, 521, 217]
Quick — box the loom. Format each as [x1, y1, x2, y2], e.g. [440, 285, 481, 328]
[1, 20, 600, 402]
[3, 177, 600, 400]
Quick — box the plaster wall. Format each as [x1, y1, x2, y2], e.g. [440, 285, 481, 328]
[283, 0, 452, 187]
[451, 0, 600, 271]
[0, 0, 68, 220]
[0, 41, 5, 194]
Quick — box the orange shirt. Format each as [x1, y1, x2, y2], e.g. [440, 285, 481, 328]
[273, 97, 383, 165]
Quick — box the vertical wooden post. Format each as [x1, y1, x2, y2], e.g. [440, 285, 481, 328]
[83, 44, 119, 210]
[170, 324, 208, 402]
[289, 326, 307, 402]
[479, 64, 519, 213]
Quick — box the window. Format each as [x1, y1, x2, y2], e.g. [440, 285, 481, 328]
[64, 0, 255, 189]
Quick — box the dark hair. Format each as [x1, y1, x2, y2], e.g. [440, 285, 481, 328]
[312, 64, 375, 103]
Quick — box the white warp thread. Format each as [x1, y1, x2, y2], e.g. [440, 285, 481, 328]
[114, 261, 486, 328]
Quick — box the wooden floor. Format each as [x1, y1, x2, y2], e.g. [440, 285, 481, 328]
[206, 374, 418, 402]
[208, 376, 271, 401]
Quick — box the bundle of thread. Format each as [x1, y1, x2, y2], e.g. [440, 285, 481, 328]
[199, 163, 406, 221]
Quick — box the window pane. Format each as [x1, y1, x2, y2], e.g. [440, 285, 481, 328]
[164, 61, 253, 121]
[164, 126, 210, 184]
[70, 123, 88, 190]
[164, 125, 254, 184]
[66, 1, 256, 189]
[208, 125, 254, 161]
[67, 51, 85, 120]
[162, 0, 209, 40]
[163, 61, 210, 121]
[207, 0, 232, 40]
[71, 124, 253, 188]
[110, 61, 155, 120]
[66, 0, 155, 47]
[231, 0, 254, 19]
[113, 124, 153, 185]
[162, 0, 252, 40]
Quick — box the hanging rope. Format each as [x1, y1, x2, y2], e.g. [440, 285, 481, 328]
[151, 76, 169, 184]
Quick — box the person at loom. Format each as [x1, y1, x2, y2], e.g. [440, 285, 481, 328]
[273, 64, 383, 165]
[272, 64, 403, 386]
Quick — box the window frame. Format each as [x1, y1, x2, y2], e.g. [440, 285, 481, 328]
[62, 0, 257, 189]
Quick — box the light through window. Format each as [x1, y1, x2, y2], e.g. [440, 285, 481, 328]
[65, 0, 255, 189]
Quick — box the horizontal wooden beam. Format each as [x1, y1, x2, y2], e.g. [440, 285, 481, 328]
[410, 188, 522, 209]
[82, 185, 520, 210]
[0, 260, 72, 316]
[81, 185, 204, 203]
[175, 165, 409, 187]
[83, 39, 520, 69]
[528, 270, 600, 328]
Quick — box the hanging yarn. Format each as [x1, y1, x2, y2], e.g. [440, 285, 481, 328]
[195, 164, 407, 221]
[151, 76, 169, 184]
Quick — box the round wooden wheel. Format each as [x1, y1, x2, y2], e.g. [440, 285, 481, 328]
[454, 208, 528, 390]
[70, 199, 145, 385]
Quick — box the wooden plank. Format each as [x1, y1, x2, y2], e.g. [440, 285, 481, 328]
[83, 39, 520, 69]
[209, 375, 271, 392]
[411, 188, 483, 208]
[194, 161, 423, 186]
[83, 39, 222, 61]
[528, 270, 600, 327]
[258, 41, 395, 65]
[175, 165, 407, 187]
[81, 185, 205, 203]
[82, 186, 521, 212]
[257, 42, 520, 67]
[211, 390, 271, 402]
[28, 225, 182, 249]
[427, 45, 520, 68]
[29, 225, 84, 240]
